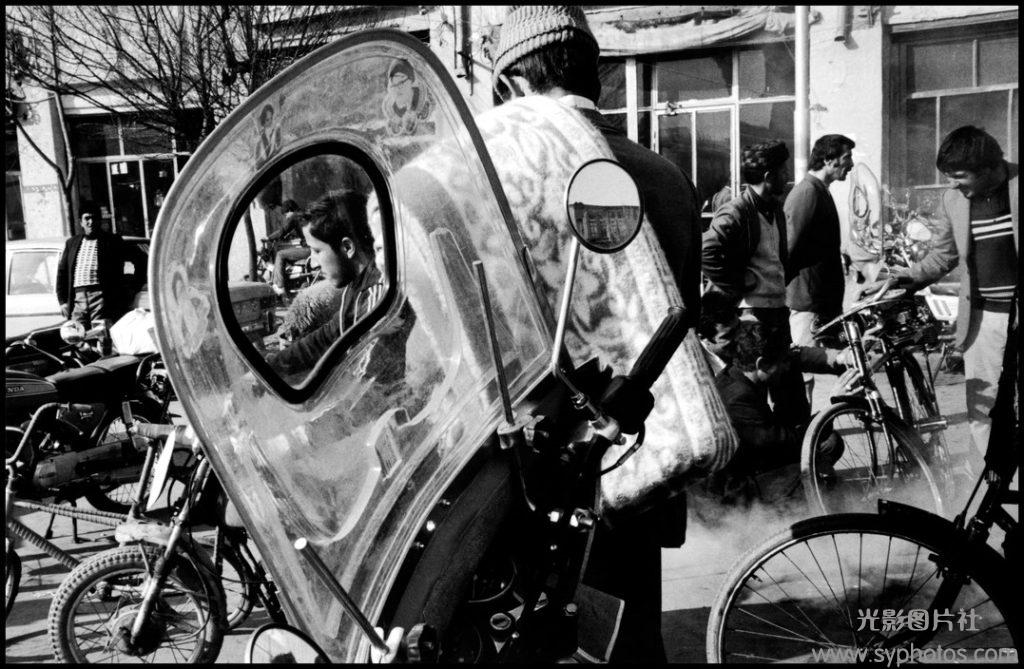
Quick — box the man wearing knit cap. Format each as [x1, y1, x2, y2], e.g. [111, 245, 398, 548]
[493, 6, 702, 663]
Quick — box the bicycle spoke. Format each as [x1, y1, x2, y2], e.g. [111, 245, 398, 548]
[731, 624, 847, 647]
[739, 568, 836, 646]
[802, 541, 854, 627]
[732, 606, 841, 648]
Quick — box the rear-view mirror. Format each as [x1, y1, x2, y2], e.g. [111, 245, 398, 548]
[564, 159, 643, 254]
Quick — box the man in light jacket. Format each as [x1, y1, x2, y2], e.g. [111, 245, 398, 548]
[891, 125, 1018, 459]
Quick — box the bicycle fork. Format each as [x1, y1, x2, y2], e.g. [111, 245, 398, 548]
[127, 458, 212, 650]
[845, 320, 898, 484]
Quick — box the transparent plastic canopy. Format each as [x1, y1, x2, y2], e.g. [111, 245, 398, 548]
[148, 30, 552, 661]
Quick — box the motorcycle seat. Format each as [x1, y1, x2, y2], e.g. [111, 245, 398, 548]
[46, 355, 143, 403]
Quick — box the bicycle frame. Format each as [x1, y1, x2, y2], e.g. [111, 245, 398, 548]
[5, 408, 176, 600]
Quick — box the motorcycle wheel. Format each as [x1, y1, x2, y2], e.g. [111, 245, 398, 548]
[5, 539, 20, 620]
[84, 411, 193, 514]
[48, 543, 225, 664]
[387, 456, 514, 663]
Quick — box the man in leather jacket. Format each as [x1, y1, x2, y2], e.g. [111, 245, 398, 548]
[702, 142, 811, 441]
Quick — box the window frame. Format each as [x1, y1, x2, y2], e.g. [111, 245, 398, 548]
[599, 40, 796, 219]
[69, 110, 200, 236]
[215, 139, 398, 405]
[886, 19, 1018, 191]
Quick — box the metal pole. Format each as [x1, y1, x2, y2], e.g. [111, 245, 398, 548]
[794, 5, 810, 182]
[473, 261, 515, 424]
[294, 537, 389, 653]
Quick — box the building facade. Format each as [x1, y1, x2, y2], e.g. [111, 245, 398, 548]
[6, 5, 1018, 246]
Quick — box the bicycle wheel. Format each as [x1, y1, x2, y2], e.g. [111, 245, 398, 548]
[707, 512, 1020, 663]
[49, 543, 225, 663]
[219, 543, 256, 630]
[5, 539, 20, 620]
[801, 400, 944, 515]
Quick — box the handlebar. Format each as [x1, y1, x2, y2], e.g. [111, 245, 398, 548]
[628, 306, 688, 391]
[599, 306, 689, 436]
[134, 422, 196, 450]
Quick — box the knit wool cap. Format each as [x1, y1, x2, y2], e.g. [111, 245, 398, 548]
[491, 6, 599, 87]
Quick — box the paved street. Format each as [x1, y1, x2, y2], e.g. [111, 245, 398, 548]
[4, 366, 986, 663]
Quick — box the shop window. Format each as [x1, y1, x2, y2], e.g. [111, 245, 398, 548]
[72, 110, 201, 237]
[6, 124, 20, 172]
[6, 173, 26, 240]
[892, 23, 1018, 192]
[78, 163, 113, 229]
[598, 58, 627, 110]
[657, 51, 732, 102]
[739, 100, 795, 187]
[219, 144, 393, 397]
[738, 42, 794, 99]
[122, 116, 173, 155]
[69, 115, 120, 158]
[607, 42, 795, 216]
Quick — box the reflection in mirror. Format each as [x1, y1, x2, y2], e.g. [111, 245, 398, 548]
[244, 624, 329, 664]
[565, 159, 643, 254]
[222, 151, 385, 388]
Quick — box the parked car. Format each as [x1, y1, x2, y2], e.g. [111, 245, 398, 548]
[5, 237, 148, 339]
[6, 236, 276, 348]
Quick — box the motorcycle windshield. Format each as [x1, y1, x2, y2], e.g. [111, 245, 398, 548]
[149, 30, 551, 660]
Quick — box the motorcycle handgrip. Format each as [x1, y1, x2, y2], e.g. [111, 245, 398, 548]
[628, 305, 688, 391]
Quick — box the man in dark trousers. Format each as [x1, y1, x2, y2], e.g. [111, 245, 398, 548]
[702, 141, 811, 439]
[785, 133, 855, 347]
[56, 208, 148, 344]
[491, 5, 702, 662]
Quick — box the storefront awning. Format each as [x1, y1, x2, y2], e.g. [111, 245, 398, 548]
[589, 5, 802, 57]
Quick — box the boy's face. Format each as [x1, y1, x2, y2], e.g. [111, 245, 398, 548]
[943, 167, 1000, 199]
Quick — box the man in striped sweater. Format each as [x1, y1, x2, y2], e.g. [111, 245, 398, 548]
[56, 208, 148, 348]
[892, 126, 1018, 460]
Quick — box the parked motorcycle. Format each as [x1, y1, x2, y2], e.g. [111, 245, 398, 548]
[144, 29, 733, 664]
[5, 323, 174, 513]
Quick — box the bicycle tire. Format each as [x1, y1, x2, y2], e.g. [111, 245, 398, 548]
[801, 399, 944, 515]
[220, 543, 257, 630]
[706, 511, 1020, 663]
[48, 543, 225, 664]
[5, 539, 20, 620]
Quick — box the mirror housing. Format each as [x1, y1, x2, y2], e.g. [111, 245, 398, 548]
[244, 623, 330, 664]
[548, 159, 644, 411]
[564, 158, 643, 254]
[59, 320, 86, 345]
